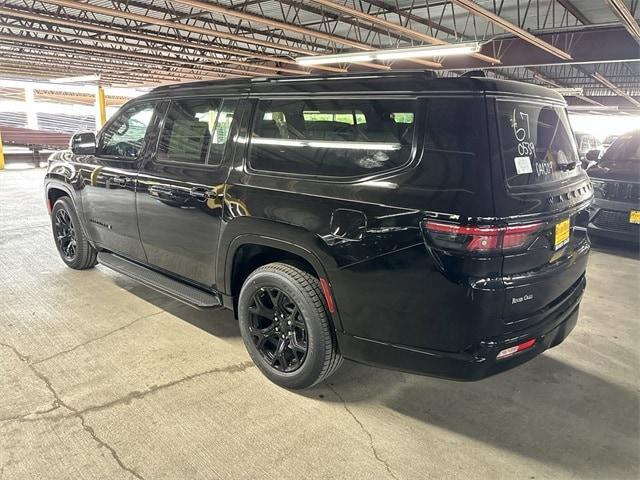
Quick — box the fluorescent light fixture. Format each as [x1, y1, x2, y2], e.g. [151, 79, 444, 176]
[297, 42, 481, 66]
[567, 105, 620, 112]
[552, 87, 584, 96]
[50, 74, 101, 84]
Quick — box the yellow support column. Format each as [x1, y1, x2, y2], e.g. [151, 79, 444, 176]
[95, 86, 107, 130]
[0, 132, 5, 170]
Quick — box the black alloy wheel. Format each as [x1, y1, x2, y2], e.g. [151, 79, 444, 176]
[50, 197, 98, 270]
[248, 287, 308, 372]
[238, 263, 343, 389]
[54, 207, 77, 261]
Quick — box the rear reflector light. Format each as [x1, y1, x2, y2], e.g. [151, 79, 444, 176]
[496, 338, 537, 360]
[424, 221, 542, 253]
[319, 277, 335, 313]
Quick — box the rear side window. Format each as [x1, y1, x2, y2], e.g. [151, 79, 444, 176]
[249, 98, 416, 177]
[157, 98, 237, 165]
[497, 100, 581, 187]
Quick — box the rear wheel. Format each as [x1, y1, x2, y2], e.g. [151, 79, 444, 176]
[238, 263, 342, 389]
[51, 197, 97, 270]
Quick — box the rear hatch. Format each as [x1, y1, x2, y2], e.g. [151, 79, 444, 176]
[490, 96, 592, 332]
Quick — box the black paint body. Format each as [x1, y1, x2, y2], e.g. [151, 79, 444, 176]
[45, 72, 592, 380]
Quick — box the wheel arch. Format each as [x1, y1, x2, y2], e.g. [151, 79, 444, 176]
[223, 234, 343, 331]
[45, 181, 95, 248]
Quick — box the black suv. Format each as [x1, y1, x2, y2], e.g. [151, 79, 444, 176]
[587, 130, 640, 243]
[45, 71, 592, 389]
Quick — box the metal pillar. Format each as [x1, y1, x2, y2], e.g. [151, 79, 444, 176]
[0, 132, 5, 170]
[95, 85, 107, 130]
[24, 86, 38, 130]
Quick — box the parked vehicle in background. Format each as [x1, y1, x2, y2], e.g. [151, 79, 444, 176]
[588, 130, 640, 243]
[575, 132, 603, 160]
[44, 71, 592, 389]
[602, 134, 619, 152]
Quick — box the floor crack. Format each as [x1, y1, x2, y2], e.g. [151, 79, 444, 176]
[327, 384, 399, 480]
[0, 342, 146, 480]
[33, 310, 164, 365]
[77, 360, 255, 416]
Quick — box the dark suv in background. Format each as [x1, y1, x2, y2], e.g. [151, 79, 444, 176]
[44, 71, 592, 389]
[588, 130, 640, 243]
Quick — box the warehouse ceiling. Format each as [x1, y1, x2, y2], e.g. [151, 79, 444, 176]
[0, 0, 638, 111]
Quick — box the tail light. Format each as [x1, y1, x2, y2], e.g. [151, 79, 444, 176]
[423, 220, 542, 253]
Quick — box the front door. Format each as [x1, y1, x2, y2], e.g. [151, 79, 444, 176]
[136, 97, 238, 288]
[81, 101, 160, 261]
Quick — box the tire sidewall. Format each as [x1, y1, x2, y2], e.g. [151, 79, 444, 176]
[238, 268, 329, 389]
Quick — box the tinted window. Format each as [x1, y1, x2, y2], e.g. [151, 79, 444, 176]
[157, 98, 237, 165]
[497, 100, 581, 187]
[249, 99, 415, 177]
[419, 97, 487, 189]
[602, 131, 640, 163]
[99, 103, 155, 158]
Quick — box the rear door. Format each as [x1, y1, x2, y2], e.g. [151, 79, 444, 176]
[136, 96, 238, 288]
[490, 97, 592, 328]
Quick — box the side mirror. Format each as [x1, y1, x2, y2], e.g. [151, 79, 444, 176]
[585, 149, 600, 162]
[70, 132, 96, 155]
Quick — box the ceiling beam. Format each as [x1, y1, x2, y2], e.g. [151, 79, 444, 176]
[40, 0, 311, 56]
[555, 0, 591, 25]
[439, 26, 637, 70]
[33, 0, 351, 73]
[0, 33, 262, 78]
[604, 0, 640, 43]
[0, 51, 224, 84]
[172, 0, 368, 50]
[590, 71, 640, 107]
[0, 22, 310, 76]
[0, 6, 314, 73]
[309, 0, 499, 65]
[169, 0, 390, 70]
[450, 0, 572, 60]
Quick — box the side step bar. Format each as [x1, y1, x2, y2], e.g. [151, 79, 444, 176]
[97, 252, 222, 309]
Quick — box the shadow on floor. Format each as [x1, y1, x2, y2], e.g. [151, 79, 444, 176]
[112, 276, 241, 339]
[110, 269, 638, 476]
[590, 235, 639, 260]
[315, 354, 639, 477]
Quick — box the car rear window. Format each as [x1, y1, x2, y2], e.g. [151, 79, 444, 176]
[249, 98, 416, 177]
[497, 100, 581, 187]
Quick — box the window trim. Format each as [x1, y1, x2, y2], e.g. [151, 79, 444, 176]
[96, 100, 159, 161]
[244, 96, 422, 183]
[153, 97, 238, 169]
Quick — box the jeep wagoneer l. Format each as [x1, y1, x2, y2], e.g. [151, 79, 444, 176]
[45, 71, 592, 389]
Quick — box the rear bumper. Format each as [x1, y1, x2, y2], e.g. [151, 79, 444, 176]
[588, 199, 639, 243]
[338, 275, 585, 381]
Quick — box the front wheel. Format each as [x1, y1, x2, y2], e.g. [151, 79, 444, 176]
[238, 263, 342, 389]
[51, 197, 97, 270]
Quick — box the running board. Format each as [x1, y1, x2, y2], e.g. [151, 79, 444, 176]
[97, 252, 222, 309]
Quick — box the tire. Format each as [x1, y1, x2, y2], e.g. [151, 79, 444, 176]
[238, 263, 343, 389]
[51, 197, 98, 270]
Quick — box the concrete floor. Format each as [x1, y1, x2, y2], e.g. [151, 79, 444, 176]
[1, 167, 638, 480]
